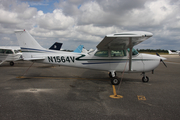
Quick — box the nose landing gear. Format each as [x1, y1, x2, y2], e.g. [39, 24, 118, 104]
[109, 71, 120, 85]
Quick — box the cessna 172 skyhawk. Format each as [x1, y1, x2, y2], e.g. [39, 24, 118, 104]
[15, 30, 166, 85]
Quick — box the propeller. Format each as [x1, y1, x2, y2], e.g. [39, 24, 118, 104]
[156, 53, 167, 67]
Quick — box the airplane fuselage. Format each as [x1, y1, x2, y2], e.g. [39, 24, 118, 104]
[22, 48, 161, 73]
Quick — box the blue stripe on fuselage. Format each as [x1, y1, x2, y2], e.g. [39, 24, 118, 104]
[21, 47, 56, 53]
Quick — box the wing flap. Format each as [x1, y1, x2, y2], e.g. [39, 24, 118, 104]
[97, 31, 153, 50]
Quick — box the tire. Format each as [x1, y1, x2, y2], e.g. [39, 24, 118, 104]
[142, 76, 149, 82]
[10, 61, 14, 66]
[109, 72, 116, 78]
[111, 77, 120, 85]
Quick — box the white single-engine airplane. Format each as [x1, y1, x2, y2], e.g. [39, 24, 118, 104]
[168, 50, 180, 55]
[0, 42, 63, 66]
[0, 46, 22, 66]
[15, 30, 166, 85]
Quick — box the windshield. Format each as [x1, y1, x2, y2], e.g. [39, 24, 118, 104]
[127, 48, 139, 56]
[94, 50, 108, 57]
[14, 50, 21, 53]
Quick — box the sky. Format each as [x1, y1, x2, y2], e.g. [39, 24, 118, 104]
[0, 0, 180, 50]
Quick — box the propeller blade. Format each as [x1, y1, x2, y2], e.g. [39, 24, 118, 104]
[161, 59, 167, 67]
[156, 53, 160, 56]
[156, 53, 167, 68]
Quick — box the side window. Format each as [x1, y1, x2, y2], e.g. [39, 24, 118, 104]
[111, 50, 126, 57]
[94, 50, 108, 57]
[6, 50, 13, 54]
[0, 49, 4, 53]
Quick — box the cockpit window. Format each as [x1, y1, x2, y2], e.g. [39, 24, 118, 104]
[127, 48, 139, 55]
[111, 50, 126, 57]
[94, 50, 108, 57]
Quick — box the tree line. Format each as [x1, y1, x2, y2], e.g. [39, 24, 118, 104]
[137, 49, 169, 53]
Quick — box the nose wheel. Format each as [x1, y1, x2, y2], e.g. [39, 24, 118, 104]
[111, 77, 120, 85]
[142, 76, 149, 82]
[142, 72, 149, 82]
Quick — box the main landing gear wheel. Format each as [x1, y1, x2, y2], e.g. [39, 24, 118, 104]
[10, 61, 14, 66]
[142, 76, 149, 82]
[111, 77, 120, 85]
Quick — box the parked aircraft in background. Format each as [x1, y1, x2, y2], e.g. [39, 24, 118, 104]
[15, 30, 166, 85]
[0, 46, 22, 66]
[0, 42, 63, 66]
[73, 45, 84, 53]
[168, 50, 180, 55]
[49, 42, 63, 51]
[73, 45, 94, 54]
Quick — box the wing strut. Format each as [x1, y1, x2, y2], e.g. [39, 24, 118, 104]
[0, 60, 6, 65]
[129, 38, 132, 71]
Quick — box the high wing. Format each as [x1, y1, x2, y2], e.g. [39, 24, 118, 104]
[97, 31, 153, 50]
[97, 31, 153, 71]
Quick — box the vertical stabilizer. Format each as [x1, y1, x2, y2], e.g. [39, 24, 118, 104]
[15, 30, 44, 50]
[168, 50, 172, 54]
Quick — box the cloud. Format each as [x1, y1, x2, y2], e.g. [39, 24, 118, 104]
[36, 9, 75, 30]
[0, 0, 37, 32]
[76, 24, 123, 36]
[0, 9, 21, 24]
[0, 0, 180, 50]
[2, 37, 10, 40]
